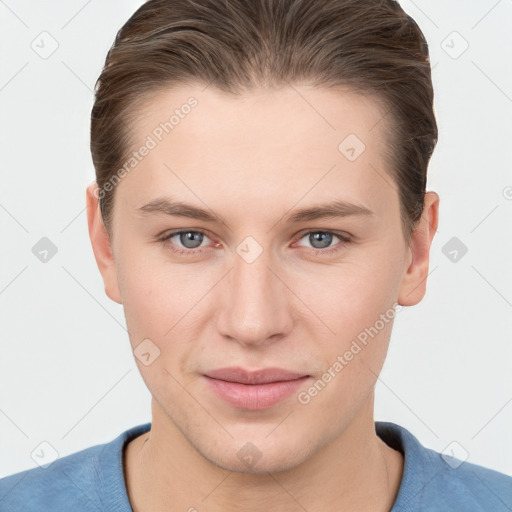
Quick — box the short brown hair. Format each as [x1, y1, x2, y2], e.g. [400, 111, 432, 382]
[90, 0, 437, 242]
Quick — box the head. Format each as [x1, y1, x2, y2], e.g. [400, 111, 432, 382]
[87, 0, 439, 473]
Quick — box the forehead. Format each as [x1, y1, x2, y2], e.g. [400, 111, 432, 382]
[115, 83, 397, 222]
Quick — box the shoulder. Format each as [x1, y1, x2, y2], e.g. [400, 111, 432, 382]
[0, 442, 106, 511]
[376, 421, 512, 512]
[0, 422, 151, 512]
[430, 456, 512, 510]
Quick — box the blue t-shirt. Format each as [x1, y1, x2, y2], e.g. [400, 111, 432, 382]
[1, 421, 511, 511]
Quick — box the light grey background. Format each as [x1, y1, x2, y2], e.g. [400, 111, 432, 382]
[1, 0, 511, 478]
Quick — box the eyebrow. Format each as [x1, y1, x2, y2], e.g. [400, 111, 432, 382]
[136, 197, 374, 224]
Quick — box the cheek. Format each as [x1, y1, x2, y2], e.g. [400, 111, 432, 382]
[115, 252, 213, 379]
[293, 249, 402, 379]
[114, 248, 176, 346]
[116, 263, 193, 399]
[296, 252, 401, 334]
[297, 287, 398, 424]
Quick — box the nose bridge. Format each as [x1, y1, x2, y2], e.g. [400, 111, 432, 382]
[217, 238, 292, 346]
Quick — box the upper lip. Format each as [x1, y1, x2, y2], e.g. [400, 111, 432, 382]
[204, 367, 308, 385]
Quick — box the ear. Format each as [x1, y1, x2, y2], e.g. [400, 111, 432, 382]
[86, 181, 123, 304]
[398, 191, 440, 307]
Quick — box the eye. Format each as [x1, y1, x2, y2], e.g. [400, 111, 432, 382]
[158, 229, 214, 256]
[157, 228, 351, 258]
[293, 230, 351, 255]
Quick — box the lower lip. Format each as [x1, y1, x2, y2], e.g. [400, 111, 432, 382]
[204, 375, 310, 410]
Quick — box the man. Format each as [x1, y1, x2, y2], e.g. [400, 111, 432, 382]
[1, 0, 511, 510]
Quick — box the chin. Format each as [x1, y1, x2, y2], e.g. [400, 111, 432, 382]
[207, 452, 302, 475]
[198, 436, 316, 475]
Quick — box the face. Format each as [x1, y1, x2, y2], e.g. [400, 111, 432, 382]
[87, 83, 438, 474]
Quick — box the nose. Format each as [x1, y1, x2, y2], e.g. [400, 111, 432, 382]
[216, 244, 294, 348]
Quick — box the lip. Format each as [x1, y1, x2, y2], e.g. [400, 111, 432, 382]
[204, 366, 309, 384]
[203, 367, 310, 410]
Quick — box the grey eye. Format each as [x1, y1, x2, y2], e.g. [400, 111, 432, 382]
[302, 232, 336, 250]
[177, 231, 205, 249]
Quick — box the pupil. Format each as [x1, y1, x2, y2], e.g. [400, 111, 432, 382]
[311, 232, 332, 249]
[181, 231, 202, 249]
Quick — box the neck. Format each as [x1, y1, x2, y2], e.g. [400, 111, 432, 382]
[124, 394, 404, 512]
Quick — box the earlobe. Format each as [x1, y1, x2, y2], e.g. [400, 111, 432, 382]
[85, 182, 123, 304]
[397, 191, 440, 307]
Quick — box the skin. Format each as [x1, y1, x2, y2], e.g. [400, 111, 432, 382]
[86, 83, 439, 511]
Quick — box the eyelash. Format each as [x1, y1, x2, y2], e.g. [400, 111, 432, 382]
[157, 229, 352, 257]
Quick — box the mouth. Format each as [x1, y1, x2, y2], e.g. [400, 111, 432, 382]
[202, 367, 311, 410]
